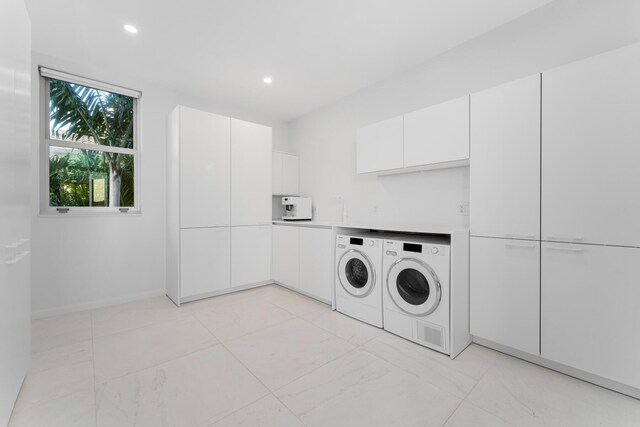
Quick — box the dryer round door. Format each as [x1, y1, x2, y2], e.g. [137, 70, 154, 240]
[338, 249, 376, 297]
[386, 258, 441, 316]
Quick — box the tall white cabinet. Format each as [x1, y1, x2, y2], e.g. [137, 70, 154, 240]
[470, 74, 541, 356]
[0, 0, 31, 425]
[540, 43, 640, 389]
[167, 106, 272, 304]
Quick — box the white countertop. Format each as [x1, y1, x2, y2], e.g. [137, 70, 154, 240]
[272, 219, 467, 235]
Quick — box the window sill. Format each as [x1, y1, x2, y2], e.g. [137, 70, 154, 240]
[39, 209, 142, 217]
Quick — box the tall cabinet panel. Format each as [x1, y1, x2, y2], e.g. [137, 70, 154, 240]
[231, 119, 272, 226]
[471, 74, 540, 240]
[0, 0, 30, 424]
[541, 243, 640, 389]
[180, 107, 230, 228]
[542, 43, 640, 247]
[469, 74, 541, 356]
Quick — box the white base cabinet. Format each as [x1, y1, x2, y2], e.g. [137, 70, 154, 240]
[541, 242, 640, 389]
[231, 225, 272, 288]
[470, 237, 540, 355]
[299, 227, 333, 302]
[272, 224, 332, 303]
[272, 225, 299, 288]
[180, 228, 230, 299]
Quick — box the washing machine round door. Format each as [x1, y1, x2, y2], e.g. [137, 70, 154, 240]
[338, 249, 376, 297]
[386, 258, 441, 316]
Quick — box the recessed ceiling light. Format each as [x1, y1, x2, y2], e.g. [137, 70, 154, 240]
[263, 77, 273, 84]
[124, 24, 138, 34]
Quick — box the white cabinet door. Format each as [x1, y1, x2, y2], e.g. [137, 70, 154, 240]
[299, 227, 333, 302]
[471, 75, 540, 240]
[404, 96, 469, 168]
[231, 225, 272, 287]
[282, 153, 300, 195]
[231, 119, 272, 226]
[542, 43, 640, 247]
[180, 107, 230, 228]
[0, 2, 30, 422]
[180, 227, 230, 299]
[470, 237, 539, 355]
[541, 242, 640, 389]
[272, 152, 283, 195]
[356, 116, 403, 174]
[272, 225, 300, 289]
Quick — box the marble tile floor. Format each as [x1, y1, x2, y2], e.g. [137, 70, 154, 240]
[9, 284, 640, 426]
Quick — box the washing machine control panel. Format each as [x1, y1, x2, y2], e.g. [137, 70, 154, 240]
[336, 235, 380, 248]
[384, 240, 447, 256]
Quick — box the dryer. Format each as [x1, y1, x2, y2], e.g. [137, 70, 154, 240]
[382, 235, 451, 354]
[335, 233, 384, 327]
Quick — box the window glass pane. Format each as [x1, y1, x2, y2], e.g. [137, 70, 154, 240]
[49, 78, 134, 149]
[49, 146, 134, 207]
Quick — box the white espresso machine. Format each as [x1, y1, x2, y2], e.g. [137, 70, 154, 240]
[282, 197, 312, 220]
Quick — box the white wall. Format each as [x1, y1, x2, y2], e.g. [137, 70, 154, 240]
[30, 52, 289, 318]
[289, 0, 640, 227]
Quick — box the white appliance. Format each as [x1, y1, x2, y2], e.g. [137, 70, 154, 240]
[282, 196, 312, 221]
[335, 233, 384, 327]
[382, 236, 451, 354]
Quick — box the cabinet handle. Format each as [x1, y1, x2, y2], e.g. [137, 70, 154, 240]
[504, 242, 537, 249]
[545, 246, 584, 253]
[545, 235, 584, 242]
[505, 234, 537, 240]
[5, 251, 30, 265]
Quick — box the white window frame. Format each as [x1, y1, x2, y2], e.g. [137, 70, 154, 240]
[39, 67, 143, 215]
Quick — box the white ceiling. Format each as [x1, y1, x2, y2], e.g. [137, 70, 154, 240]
[25, 0, 553, 122]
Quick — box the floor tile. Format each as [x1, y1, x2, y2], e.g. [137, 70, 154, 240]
[363, 333, 490, 399]
[304, 309, 383, 346]
[93, 315, 217, 384]
[13, 360, 94, 412]
[32, 311, 92, 354]
[444, 401, 515, 426]
[466, 353, 640, 427]
[210, 395, 304, 427]
[225, 317, 354, 390]
[269, 290, 329, 317]
[194, 299, 294, 343]
[30, 340, 93, 373]
[9, 390, 96, 427]
[95, 346, 268, 427]
[91, 296, 184, 338]
[275, 349, 461, 427]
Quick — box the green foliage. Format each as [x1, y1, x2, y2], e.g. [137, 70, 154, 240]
[49, 79, 135, 207]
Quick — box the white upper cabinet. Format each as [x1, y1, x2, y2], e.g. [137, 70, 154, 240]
[180, 107, 231, 228]
[272, 152, 299, 195]
[471, 75, 540, 240]
[231, 119, 272, 225]
[542, 43, 640, 247]
[356, 116, 403, 174]
[404, 95, 469, 168]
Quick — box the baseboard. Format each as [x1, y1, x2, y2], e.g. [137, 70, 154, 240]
[179, 281, 274, 304]
[31, 289, 167, 319]
[473, 337, 640, 400]
[273, 281, 332, 305]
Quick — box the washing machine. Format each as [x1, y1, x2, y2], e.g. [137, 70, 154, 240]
[335, 233, 384, 327]
[382, 235, 451, 354]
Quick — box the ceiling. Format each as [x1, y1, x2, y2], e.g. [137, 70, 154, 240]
[25, 0, 553, 122]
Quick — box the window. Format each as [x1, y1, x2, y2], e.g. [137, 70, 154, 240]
[40, 68, 141, 214]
